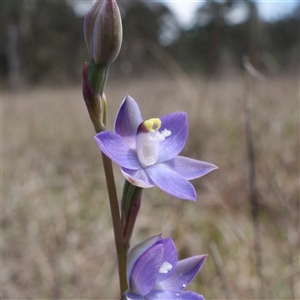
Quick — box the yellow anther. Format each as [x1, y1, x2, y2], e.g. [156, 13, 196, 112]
[144, 118, 161, 132]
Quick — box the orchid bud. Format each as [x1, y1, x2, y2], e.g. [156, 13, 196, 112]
[82, 62, 105, 132]
[84, 0, 122, 66]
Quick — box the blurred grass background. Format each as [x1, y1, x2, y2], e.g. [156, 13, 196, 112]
[3, 75, 298, 299]
[2, 0, 299, 299]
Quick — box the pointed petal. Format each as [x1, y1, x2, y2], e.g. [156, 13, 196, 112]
[121, 167, 154, 188]
[115, 95, 143, 150]
[165, 157, 218, 180]
[127, 235, 162, 287]
[157, 255, 207, 291]
[130, 244, 164, 296]
[155, 238, 177, 284]
[95, 132, 140, 169]
[157, 112, 188, 163]
[145, 164, 196, 201]
[147, 290, 205, 300]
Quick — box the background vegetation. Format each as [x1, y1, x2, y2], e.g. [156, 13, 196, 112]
[2, 0, 299, 299]
[1, 0, 299, 86]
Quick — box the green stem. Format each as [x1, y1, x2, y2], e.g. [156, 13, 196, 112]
[121, 180, 143, 250]
[88, 59, 110, 97]
[87, 61, 128, 295]
[122, 180, 142, 219]
[123, 195, 141, 247]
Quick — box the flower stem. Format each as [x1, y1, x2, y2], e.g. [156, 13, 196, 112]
[87, 59, 109, 97]
[122, 180, 143, 219]
[123, 195, 141, 248]
[101, 153, 128, 293]
[87, 61, 128, 295]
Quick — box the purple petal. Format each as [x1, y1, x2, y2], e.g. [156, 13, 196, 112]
[115, 95, 143, 151]
[165, 156, 218, 180]
[157, 255, 207, 291]
[130, 244, 164, 296]
[155, 238, 178, 284]
[121, 167, 155, 188]
[157, 112, 188, 163]
[124, 292, 144, 300]
[127, 235, 162, 287]
[95, 132, 140, 170]
[145, 164, 197, 201]
[146, 290, 205, 300]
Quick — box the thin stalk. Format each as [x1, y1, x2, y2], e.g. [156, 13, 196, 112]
[123, 195, 141, 248]
[87, 61, 128, 294]
[209, 241, 233, 300]
[122, 180, 142, 219]
[244, 69, 265, 299]
[121, 180, 142, 248]
[101, 153, 128, 293]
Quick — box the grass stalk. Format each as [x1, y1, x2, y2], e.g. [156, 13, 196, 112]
[243, 64, 265, 299]
[209, 241, 233, 299]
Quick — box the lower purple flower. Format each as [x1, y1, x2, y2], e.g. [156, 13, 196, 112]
[124, 234, 207, 300]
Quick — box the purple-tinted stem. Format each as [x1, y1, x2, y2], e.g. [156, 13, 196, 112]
[123, 195, 142, 247]
[101, 152, 128, 293]
[87, 62, 128, 294]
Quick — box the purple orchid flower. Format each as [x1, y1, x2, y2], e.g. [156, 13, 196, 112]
[123, 234, 207, 300]
[95, 95, 217, 200]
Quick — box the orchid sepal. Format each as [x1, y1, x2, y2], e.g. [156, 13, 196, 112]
[95, 95, 218, 201]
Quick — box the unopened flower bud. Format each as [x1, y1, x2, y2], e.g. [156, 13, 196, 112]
[82, 62, 105, 132]
[84, 0, 122, 66]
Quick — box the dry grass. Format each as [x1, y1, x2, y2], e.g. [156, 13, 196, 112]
[2, 74, 299, 299]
